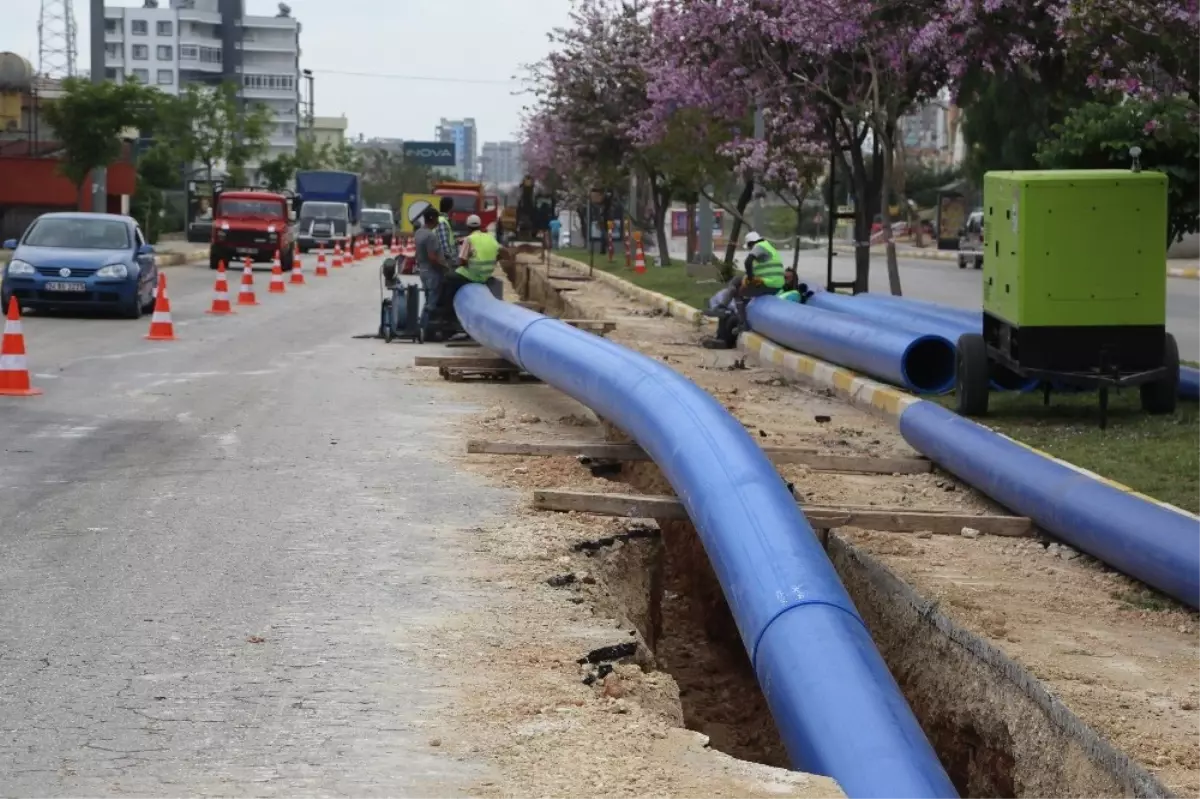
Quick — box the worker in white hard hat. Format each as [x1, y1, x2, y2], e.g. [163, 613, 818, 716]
[701, 230, 789, 349]
[431, 213, 512, 337]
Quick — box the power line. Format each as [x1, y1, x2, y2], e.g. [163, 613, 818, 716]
[307, 68, 522, 86]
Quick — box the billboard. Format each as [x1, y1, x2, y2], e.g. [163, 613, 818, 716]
[403, 141, 456, 166]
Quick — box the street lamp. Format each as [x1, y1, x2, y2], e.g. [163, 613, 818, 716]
[302, 68, 314, 134]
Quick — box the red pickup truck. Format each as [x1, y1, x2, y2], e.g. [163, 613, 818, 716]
[209, 188, 295, 271]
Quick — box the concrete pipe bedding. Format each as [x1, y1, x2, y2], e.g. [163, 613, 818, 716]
[746, 296, 957, 395]
[804, 291, 1034, 391]
[900, 401, 1200, 608]
[453, 285, 958, 798]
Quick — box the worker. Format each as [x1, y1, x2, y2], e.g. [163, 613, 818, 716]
[701, 231, 786, 349]
[433, 214, 511, 329]
[777, 268, 814, 303]
[436, 196, 458, 271]
[414, 206, 448, 333]
[548, 216, 561, 249]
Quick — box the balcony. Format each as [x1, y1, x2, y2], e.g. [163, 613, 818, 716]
[176, 8, 222, 24]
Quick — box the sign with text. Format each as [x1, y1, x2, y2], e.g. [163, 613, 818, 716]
[403, 141, 456, 166]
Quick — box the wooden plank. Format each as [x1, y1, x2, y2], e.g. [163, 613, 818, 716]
[548, 274, 593, 282]
[415, 355, 513, 368]
[465, 439, 930, 474]
[531, 489, 1033, 537]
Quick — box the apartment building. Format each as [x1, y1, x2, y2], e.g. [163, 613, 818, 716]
[479, 140, 523, 187]
[434, 118, 477, 181]
[100, 0, 301, 180]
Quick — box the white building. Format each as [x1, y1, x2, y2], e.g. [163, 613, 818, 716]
[101, 0, 301, 181]
[479, 140, 523, 187]
[435, 117, 477, 181]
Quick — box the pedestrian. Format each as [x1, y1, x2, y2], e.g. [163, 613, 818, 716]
[702, 230, 787, 349]
[413, 206, 447, 334]
[434, 214, 511, 328]
[548, 216, 561, 250]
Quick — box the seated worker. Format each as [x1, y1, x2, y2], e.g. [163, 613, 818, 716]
[432, 214, 511, 331]
[702, 230, 786, 349]
[777, 268, 814, 303]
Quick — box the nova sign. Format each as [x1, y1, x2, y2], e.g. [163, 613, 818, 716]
[403, 141, 457, 166]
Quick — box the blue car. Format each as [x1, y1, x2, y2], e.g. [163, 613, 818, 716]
[1, 212, 159, 319]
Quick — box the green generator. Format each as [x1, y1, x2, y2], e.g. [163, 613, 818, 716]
[955, 167, 1179, 426]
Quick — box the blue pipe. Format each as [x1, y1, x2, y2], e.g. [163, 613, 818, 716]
[747, 296, 957, 394]
[850, 293, 981, 327]
[454, 285, 957, 797]
[1181, 366, 1199, 400]
[900, 401, 1200, 608]
[805, 291, 1035, 391]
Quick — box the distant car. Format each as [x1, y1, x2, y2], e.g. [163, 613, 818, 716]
[361, 207, 395, 247]
[1, 212, 159, 319]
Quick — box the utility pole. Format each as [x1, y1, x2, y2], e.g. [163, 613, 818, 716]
[87, 0, 106, 212]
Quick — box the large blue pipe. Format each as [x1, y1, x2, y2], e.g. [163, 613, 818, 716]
[805, 292, 1036, 391]
[747, 296, 957, 394]
[454, 285, 956, 797]
[1180, 366, 1199, 400]
[900, 401, 1200, 608]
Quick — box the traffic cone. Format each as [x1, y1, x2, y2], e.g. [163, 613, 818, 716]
[0, 297, 42, 396]
[374, 236, 383, 256]
[345, 239, 355, 264]
[332, 243, 343, 269]
[633, 235, 647, 275]
[315, 245, 329, 277]
[206, 260, 235, 315]
[269, 251, 286, 293]
[237, 258, 259, 305]
[290, 249, 306, 285]
[145, 273, 176, 341]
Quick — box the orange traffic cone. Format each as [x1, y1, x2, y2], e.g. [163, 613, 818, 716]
[0, 297, 42, 396]
[237, 258, 259, 305]
[332, 243, 343, 269]
[633, 235, 647, 275]
[206, 260, 235, 315]
[269, 251, 286, 293]
[290, 250, 306, 285]
[315, 245, 329, 277]
[145, 273, 176, 340]
[374, 236, 382, 256]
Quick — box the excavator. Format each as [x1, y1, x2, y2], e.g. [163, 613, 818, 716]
[499, 175, 556, 246]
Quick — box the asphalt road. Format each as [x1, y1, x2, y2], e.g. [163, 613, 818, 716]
[0, 258, 500, 795]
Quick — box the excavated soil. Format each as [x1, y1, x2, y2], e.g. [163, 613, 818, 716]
[442, 253, 1198, 797]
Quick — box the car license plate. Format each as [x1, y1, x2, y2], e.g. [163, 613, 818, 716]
[44, 281, 87, 292]
[236, 247, 258, 254]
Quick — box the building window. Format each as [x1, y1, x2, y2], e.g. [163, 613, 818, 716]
[157, 45, 173, 61]
[156, 20, 173, 36]
[104, 67, 118, 80]
[180, 45, 198, 61]
[243, 73, 295, 91]
[157, 69, 174, 86]
[130, 68, 149, 83]
[131, 44, 149, 60]
[131, 19, 148, 35]
[104, 43, 121, 59]
[199, 46, 222, 64]
[104, 18, 119, 33]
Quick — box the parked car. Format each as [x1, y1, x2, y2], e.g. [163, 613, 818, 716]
[1, 212, 159, 319]
[957, 210, 984, 269]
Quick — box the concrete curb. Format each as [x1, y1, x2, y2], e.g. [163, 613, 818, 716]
[833, 244, 1200, 280]
[549, 254, 713, 327]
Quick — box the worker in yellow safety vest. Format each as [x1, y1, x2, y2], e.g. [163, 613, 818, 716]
[433, 214, 512, 334]
[702, 231, 787, 349]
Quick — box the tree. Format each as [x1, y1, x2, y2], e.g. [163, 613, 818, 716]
[359, 147, 434, 207]
[1036, 95, 1199, 245]
[158, 82, 271, 188]
[40, 77, 159, 209]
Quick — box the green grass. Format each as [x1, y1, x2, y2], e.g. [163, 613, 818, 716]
[934, 389, 1199, 513]
[554, 247, 720, 311]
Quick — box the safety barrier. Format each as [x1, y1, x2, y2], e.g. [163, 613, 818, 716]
[900, 401, 1200, 608]
[454, 285, 957, 798]
[805, 291, 1034, 391]
[746, 296, 956, 395]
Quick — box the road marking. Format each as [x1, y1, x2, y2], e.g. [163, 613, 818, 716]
[32, 425, 98, 439]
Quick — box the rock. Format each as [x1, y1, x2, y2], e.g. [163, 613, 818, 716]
[1058, 546, 1080, 561]
[480, 406, 506, 422]
[1182, 700, 1196, 711]
[960, 527, 981, 539]
[916, 531, 933, 539]
[602, 674, 626, 699]
[518, 413, 541, 424]
[1047, 543, 1061, 555]
[578, 572, 596, 584]
[512, 466, 529, 475]
[429, 738, 442, 747]
[814, 414, 832, 423]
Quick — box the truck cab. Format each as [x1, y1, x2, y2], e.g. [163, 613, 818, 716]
[294, 170, 362, 253]
[433, 181, 499, 236]
[209, 188, 294, 271]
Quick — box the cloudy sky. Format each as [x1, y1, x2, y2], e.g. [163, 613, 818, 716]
[3, 0, 573, 145]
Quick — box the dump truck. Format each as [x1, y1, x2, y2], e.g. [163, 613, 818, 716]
[431, 180, 498, 236]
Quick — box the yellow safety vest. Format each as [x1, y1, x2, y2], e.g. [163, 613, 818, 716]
[754, 241, 785, 289]
[777, 289, 801, 302]
[457, 231, 500, 283]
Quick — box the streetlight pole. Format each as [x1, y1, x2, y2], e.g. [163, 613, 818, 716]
[302, 68, 314, 138]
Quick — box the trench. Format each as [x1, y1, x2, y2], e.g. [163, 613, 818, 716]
[503, 255, 1171, 798]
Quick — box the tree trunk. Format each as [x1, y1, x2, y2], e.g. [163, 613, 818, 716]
[720, 179, 755, 281]
[792, 203, 804, 270]
[685, 201, 697, 263]
[649, 176, 671, 267]
[847, 148, 873, 294]
[879, 127, 904, 296]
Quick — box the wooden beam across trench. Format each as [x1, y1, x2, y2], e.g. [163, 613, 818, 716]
[531, 489, 1034, 538]
[466, 439, 932, 476]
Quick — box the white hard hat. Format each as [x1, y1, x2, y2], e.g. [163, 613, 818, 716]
[744, 230, 763, 247]
[466, 214, 482, 229]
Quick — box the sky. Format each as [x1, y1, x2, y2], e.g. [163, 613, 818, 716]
[3, 0, 574, 146]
